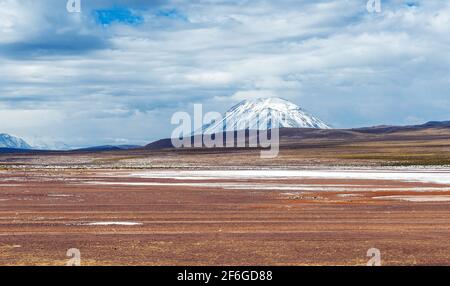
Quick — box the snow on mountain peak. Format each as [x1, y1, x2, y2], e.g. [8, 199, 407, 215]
[0, 133, 32, 149]
[200, 97, 331, 134]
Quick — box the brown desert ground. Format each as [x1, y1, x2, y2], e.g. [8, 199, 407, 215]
[1, 126, 450, 266]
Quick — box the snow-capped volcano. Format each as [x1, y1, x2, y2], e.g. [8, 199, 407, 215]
[0, 133, 32, 149]
[199, 97, 330, 134]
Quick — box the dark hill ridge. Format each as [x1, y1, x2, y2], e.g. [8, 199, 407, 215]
[0, 148, 48, 154]
[73, 145, 141, 152]
[145, 121, 450, 150]
[354, 121, 450, 134]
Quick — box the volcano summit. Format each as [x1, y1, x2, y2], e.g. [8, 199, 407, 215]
[199, 97, 330, 135]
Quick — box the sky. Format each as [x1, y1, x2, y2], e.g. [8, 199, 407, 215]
[0, 0, 449, 148]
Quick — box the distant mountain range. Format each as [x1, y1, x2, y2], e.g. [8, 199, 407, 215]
[27, 139, 71, 151]
[0, 134, 32, 149]
[0, 133, 140, 152]
[146, 120, 450, 150]
[3, 121, 450, 154]
[2, 97, 450, 154]
[147, 97, 450, 150]
[73, 145, 141, 152]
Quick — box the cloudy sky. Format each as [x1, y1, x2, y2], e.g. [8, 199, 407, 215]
[0, 0, 449, 147]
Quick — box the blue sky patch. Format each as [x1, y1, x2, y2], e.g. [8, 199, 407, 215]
[94, 7, 144, 26]
[156, 8, 188, 21]
[406, 2, 419, 8]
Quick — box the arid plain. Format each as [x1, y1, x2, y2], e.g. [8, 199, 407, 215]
[1, 126, 450, 266]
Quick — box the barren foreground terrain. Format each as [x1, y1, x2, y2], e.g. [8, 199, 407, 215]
[0, 157, 450, 265]
[2, 132, 450, 266]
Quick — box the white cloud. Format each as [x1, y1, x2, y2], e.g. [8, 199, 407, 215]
[0, 109, 63, 130]
[233, 90, 277, 101]
[1, 0, 450, 146]
[185, 71, 234, 85]
[0, 0, 42, 43]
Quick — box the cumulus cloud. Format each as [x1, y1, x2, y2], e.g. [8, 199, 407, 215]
[0, 0, 449, 147]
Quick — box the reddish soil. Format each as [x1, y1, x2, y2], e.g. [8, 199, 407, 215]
[0, 168, 449, 265]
